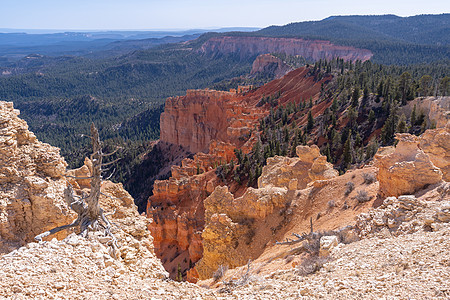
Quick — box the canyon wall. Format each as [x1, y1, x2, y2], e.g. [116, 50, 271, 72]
[199, 36, 373, 62]
[160, 89, 267, 154]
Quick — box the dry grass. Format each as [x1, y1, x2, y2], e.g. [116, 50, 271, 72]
[356, 190, 370, 203]
[345, 181, 355, 196]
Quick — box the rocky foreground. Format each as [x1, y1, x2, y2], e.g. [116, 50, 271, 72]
[0, 221, 448, 299]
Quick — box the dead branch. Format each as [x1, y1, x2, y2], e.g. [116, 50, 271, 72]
[102, 147, 122, 157]
[35, 123, 120, 257]
[102, 157, 121, 167]
[104, 169, 116, 181]
[35, 219, 80, 241]
[64, 174, 94, 180]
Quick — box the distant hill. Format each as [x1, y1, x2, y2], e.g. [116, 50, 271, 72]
[0, 27, 259, 59]
[220, 14, 450, 65]
[256, 14, 449, 45]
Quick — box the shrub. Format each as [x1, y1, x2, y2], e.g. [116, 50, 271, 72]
[362, 172, 376, 184]
[213, 265, 228, 281]
[356, 190, 370, 203]
[345, 181, 355, 196]
[304, 238, 321, 255]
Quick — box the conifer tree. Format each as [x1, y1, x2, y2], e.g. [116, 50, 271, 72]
[306, 110, 314, 133]
[351, 87, 360, 108]
[342, 131, 353, 168]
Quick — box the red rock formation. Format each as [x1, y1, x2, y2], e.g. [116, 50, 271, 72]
[199, 36, 373, 62]
[250, 54, 292, 79]
[149, 67, 331, 282]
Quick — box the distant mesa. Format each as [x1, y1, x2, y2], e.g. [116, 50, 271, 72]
[199, 36, 373, 62]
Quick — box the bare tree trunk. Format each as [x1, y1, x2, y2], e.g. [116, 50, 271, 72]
[35, 123, 118, 254]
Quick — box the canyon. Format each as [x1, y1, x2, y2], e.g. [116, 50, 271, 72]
[149, 63, 450, 283]
[0, 14, 449, 299]
[151, 67, 331, 280]
[0, 99, 448, 299]
[199, 36, 373, 62]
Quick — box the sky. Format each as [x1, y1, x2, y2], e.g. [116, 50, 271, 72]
[0, 0, 449, 31]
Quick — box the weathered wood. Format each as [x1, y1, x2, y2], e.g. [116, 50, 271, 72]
[35, 123, 119, 256]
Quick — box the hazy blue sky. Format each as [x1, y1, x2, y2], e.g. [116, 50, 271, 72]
[1, 0, 448, 30]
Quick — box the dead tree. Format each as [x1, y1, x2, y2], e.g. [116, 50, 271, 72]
[35, 123, 120, 254]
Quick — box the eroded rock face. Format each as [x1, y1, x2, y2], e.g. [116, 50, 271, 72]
[250, 54, 292, 79]
[400, 96, 450, 129]
[195, 185, 289, 279]
[419, 124, 450, 181]
[374, 133, 443, 197]
[160, 89, 267, 154]
[195, 145, 337, 280]
[0, 101, 73, 253]
[199, 36, 373, 62]
[258, 145, 338, 190]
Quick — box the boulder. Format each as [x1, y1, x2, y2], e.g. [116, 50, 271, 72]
[374, 133, 442, 197]
[419, 124, 450, 181]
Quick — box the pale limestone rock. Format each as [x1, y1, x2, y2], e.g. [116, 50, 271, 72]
[0, 101, 73, 252]
[419, 124, 450, 181]
[258, 145, 337, 190]
[435, 201, 450, 222]
[196, 185, 289, 279]
[356, 183, 450, 237]
[374, 133, 442, 197]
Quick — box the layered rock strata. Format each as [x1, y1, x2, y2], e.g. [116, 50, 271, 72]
[160, 89, 266, 153]
[199, 36, 373, 62]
